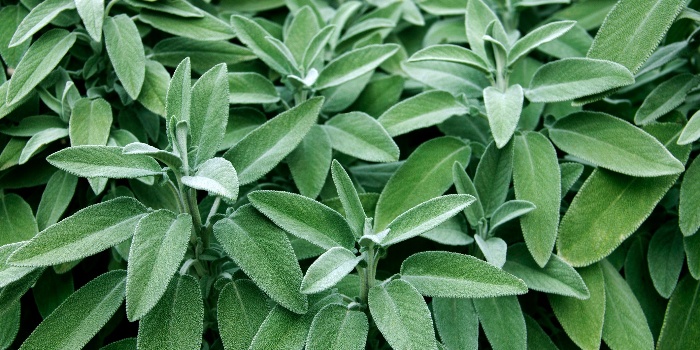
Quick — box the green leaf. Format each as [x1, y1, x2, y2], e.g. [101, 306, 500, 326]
[474, 235, 507, 268]
[285, 6, 320, 64]
[549, 112, 684, 177]
[408, 44, 489, 73]
[104, 15, 146, 100]
[287, 125, 330, 199]
[31, 268, 73, 318]
[126, 211, 192, 321]
[123, 0, 203, 18]
[402, 61, 489, 98]
[503, 243, 589, 299]
[75, 0, 104, 42]
[152, 38, 254, 73]
[8, 197, 147, 267]
[6, 29, 76, 105]
[8, 0, 75, 47]
[19, 127, 68, 164]
[369, 279, 438, 350]
[138, 60, 170, 116]
[679, 110, 700, 145]
[378, 90, 468, 137]
[307, 304, 368, 350]
[474, 140, 512, 217]
[634, 74, 700, 125]
[301, 247, 361, 294]
[489, 200, 536, 234]
[382, 194, 475, 246]
[139, 10, 235, 41]
[248, 190, 355, 250]
[223, 97, 322, 185]
[560, 162, 584, 196]
[657, 275, 700, 349]
[473, 296, 527, 350]
[324, 111, 399, 162]
[587, 0, 687, 74]
[508, 20, 576, 65]
[249, 304, 309, 350]
[331, 160, 365, 238]
[400, 251, 527, 298]
[484, 85, 523, 148]
[432, 297, 479, 350]
[315, 44, 399, 89]
[513, 131, 561, 266]
[0, 193, 38, 246]
[101, 339, 137, 350]
[525, 315, 558, 350]
[526, 58, 634, 103]
[218, 280, 271, 350]
[47, 146, 162, 179]
[18, 270, 126, 350]
[647, 225, 684, 298]
[229, 15, 294, 75]
[189, 63, 228, 167]
[452, 162, 484, 226]
[228, 72, 280, 104]
[0, 243, 35, 288]
[375, 137, 471, 230]
[182, 157, 238, 203]
[302, 25, 336, 70]
[0, 300, 19, 349]
[165, 58, 191, 130]
[0, 268, 43, 314]
[537, 23, 593, 59]
[136, 274, 203, 350]
[36, 170, 77, 231]
[213, 206, 307, 314]
[601, 259, 654, 350]
[465, 0, 499, 60]
[680, 155, 700, 236]
[69, 98, 112, 147]
[0, 5, 30, 69]
[624, 238, 668, 337]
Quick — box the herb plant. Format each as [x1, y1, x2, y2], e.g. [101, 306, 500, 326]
[1, 0, 700, 349]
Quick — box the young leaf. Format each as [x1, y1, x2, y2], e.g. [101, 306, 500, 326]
[549, 112, 684, 177]
[229, 15, 294, 75]
[680, 155, 700, 236]
[324, 112, 399, 162]
[136, 275, 203, 350]
[302, 25, 336, 70]
[315, 44, 399, 89]
[432, 297, 479, 350]
[218, 280, 271, 350]
[104, 15, 146, 100]
[139, 10, 235, 41]
[8, 0, 75, 47]
[213, 206, 307, 314]
[679, 110, 700, 145]
[223, 97, 322, 185]
[489, 200, 536, 233]
[165, 58, 191, 129]
[69, 98, 112, 147]
[18, 270, 126, 350]
[408, 44, 489, 73]
[75, 0, 104, 42]
[526, 58, 634, 103]
[647, 225, 684, 298]
[47, 146, 162, 178]
[228, 72, 280, 104]
[0, 193, 38, 246]
[452, 162, 484, 226]
[474, 140, 512, 217]
[182, 157, 238, 203]
[331, 160, 365, 238]
[0, 5, 30, 69]
[19, 127, 68, 164]
[375, 137, 471, 230]
[473, 296, 527, 350]
[301, 247, 361, 294]
[657, 275, 700, 349]
[8, 197, 147, 267]
[484, 85, 523, 148]
[126, 211, 192, 321]
[138, 60, 170, 116]
[378, 90, 468, 137]
[474, 235, 507, 268]
[287, 125, 330, 199]
[369, 279, 438, 350]
[248, 190, 355, 250]
[6, 29, 76, 106]
[0, 243, 35, 288]
[464, 0, 499, 60]
[0, 300, 19, 349]
[307, 304, 368, 350]
[400, 251, 527, 298]
[508, 20, 576, 65]
[36, 170, 77, 230]
[634, 74, 700, 125]
[189, 63, 228, 166]
[285, 6, 320, 64]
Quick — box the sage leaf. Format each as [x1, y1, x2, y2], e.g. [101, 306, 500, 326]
[138, 60, 170, 116]
[101, 339, 136, 350]
[408, 44, 489, 73]
[123, 0, 203, 18]
[474, 140, 512, 217]
[464, 0, 499, 60]
[6, 29, 76, 106]
[8, 197, 147, 267]
[301, 247, 361, 294]
[473, 296, 527, 350]
[136, 274, 203, 350]
[75, 0, 104, 42]
[526, 58, 634, 103]
[0, 268, 43, 314]
[489, 200, 536, 234]
[224, 97, 322, 185]
[378, 90, 468, 137]
[19, 127, 68, 164]
[218, 280, 271, 350]
[0, 5, 30, 69]
[452, 162, 484, 226]
[402, 61, 488, 98]
[560, 162, 584, 196]
[139, 10, 235, 41]
[32, 268, 73, 318]
[249, 305, 309, 350]
[484, 85, 523, 148]
[126, 211, 192, 321]
[8, 0, 75, 47]
[678, 109, 700, 145]
[315, 44, 399, 90]
[474, 235, 507, 268]
[375, 137, 471, 230]
[634, 73, 700, 125]
[400, 251, 527, 298]
[182, 158, 238, 203]
[324, 111, 399, 162]
[152, 38, 254, 73]
[508, 20, 576, 65]
[0, 193, 38, 246]
[248, 190, 355, 250]
[369, 279, 438, 350]
[306, 304, 368, 350]
[0, 300, 19, 349]
[625, 238, 669, 336]
[285, 6, 319, 64]
[331, 160, 365, 238]
[680, 155, 700, 236]
[69, 98, 112, 147]
[228, 72, 280, 104]
[213, 206, 307, 314]
[189, 63, 228, 167]
[104, 15, 146, 100]
[647, 225, 684, 298]
[302, 26, 336, 70]
[47, 146, 162, 179]
[287, 125, 330, 199]
[549, 112, 684, 177]
[36, 170, 77, 231]
[0, 243, 35, 288]
[432, 297, 479, 350]
[657, 275, 700, 349]
[18, 270, 126, 350]
[165, 58, 191, 130]
[525, 314, 558, 350]
[230, 15, 294, 75]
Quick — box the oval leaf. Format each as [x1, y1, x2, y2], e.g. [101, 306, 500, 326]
[634, 73, 700, 125]
[324, 111, 399, 162]
[182, 157, 238, 203]
[0, 193, 37, 246]
[307, 304, 368, 350]
[432, 297, 479, 350]
[473, 296, 527, 350]
[228, 72, 280, 104]
[104, 15, 146, 100]
[378, 90, 469, 137]
[408, 44, 489, 72]
[484, 85, 523, 148]
[189, 63, 228, 166]
[8, 0, 75, 47]
[301, 247, 361, 294]
[218, 280, 271, 350]
[315, 44, 399, 90]
[657, 275, 700, 349]
[47, 146, 163, 179]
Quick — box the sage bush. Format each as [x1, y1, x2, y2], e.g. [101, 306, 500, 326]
[0, 0, 699, 349]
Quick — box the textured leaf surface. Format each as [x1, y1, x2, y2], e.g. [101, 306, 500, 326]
[324, 112, 398, 162]
[138, 60, 169, 116]
[452, 162, 483, 226]
[647, 225, 684, 298]
[165, 58, 191, 128]
[679, 110, 700, 145]
[182, 157, 238, 203]
[0, 300, 19, 349]
[69, 98, 112, 147]
[189, 63, 228, 166]
[474, 141, 512, 217]
[378, 90, 468, 137]
[330, 160, 365, 238]
[0, 193, 37, 246]
[508, 20, 576, 65]
[47, 146, 162, 179]
[249, 304, 309, 350]
[139, 10, 234, 41]
[8, 0, 75, 47]
[473, 296, 526, 350]
[408, 44, 489, 72]
[680, 155, 700, 236]
[228, 72, 279, 104]
[218, 280, 271, 350]
[489, 200, 536, 233]
[104, 15, 146, 99]
[301, 247, 361, 294]
[306, 304, 368, 350]
[657, 275, 700, 349]
[0, 5, 30, 68]
[0, 243, 35, 288]
[315, 44, 399, 89]
[432, 297, 478, 350]
[287, 125, 330, 199]
[75, 0, 104, 42]
[484, 85, 523, 149]
[634, 74, 700, 125]
[229, 15, 292, 74]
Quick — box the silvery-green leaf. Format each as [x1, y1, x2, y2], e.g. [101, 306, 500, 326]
[224, 97, 322, 185]
[400, 251, 527, 298]
[474, 140, 512, 217]
[285, 6, 319, 64]
[219, 108, 265, 151]
[432, 297, 478, 350]
[47, 146, 162, 179]
[138, 60, 169, 116]
[678, 110, 700, 145]
[248, 190, 355, 250]
[0, 115, 65, 137]
[8, 0, 75, 47]
[36, 170, 77, 230]
[122, 143, 181, 169]
[331, 160, 365, 238]
[287, 125, 330, 199]
[6, 29, 76, 105]
[525, 315, 558, 350]
[139, 10, 234, 41]
[0, 193, 38, 246]
[0, 268, 43, 314]
[407, 44, 489, 73]
[402, 61, 489, 98]
[474, 235, 507, 268]
[324, 111, 399, 162]
[452, 162, 483, 226]
[0, 5, 30, 68]
[508, 20, 576, 65]
[656, 275, 700, 349]
[69, 98, 112, 148]
[350, 74, 404, 117]
[680, 155, 700, 236]
[0, 243, 35, 288]
[8, 197, 147, 267]
[213, 206, 307, 314]
[75, 0, 104, 42]
[489, 200, 536, 234]
[315, 44, 399, 89]
[230, 15, 293, 75]
[136, 274, 203, 350]
[375, 137, 471, 230]
[182, 157, 238, 203]
[473, 296, 526, 350]
[369, 279, 438, 350]
[484, 85, 523, 148]
[0, 300, 19, 349]
[126, 211, 192, 321]
[228, 72, 279, 104]
[18, 127, 68, 164]
[464, 0, 499, 60]
[104, 15, 146, 100]
[321, 70, 372, 113]
[0, 138, 25, 171]
[537, 24, 593, 59]
[587, 0, 687, 74]
[378, 90, 468, 137]
[634, 73, 700, 125]
[100, 338, 136, 350]
[165, 58, 190, 132]
[338, 18, 394, 45]
[123, 0, 203, 18]
[421, 216, 473, 246]
[306, 304, 368, 350]
[152, 38, 254, 73]
[302, 25, 336, 70]
[647, 225, 684, 298]
[18, 270, 126, 350]
[526, 58, 634, 103]
[301, 247, 361, 294]
[189, 63, 228, 167]
[503, 243, 589, 299]
[560, 162, 584, 197]
[218, 280, 271, 350]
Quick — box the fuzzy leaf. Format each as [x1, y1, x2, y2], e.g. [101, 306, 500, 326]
[138, 60, 170, 116]
[287, 125, 330, 199]
[679, 109, 700, 145]
[484, 85, 523, 148]
[69, 98, 112, 147]
[182, 157, 238, 203]
[123, 0, 203, 18]
[379, 90, 468, 137]
[0, 243, 35, 288]
[0, 5, 30, 69]
[315, 44, 399, 89]
[473, 296, 527, 350]
[634, 74, 700, 125]
[75, 0, 104, 42]
[152, 38, 254, 73]
[474, 235, 507, 268]
[8, 0, 75, 47]
[249, 304, 312, 350]
[139, 10, 234, 41]
[306, 304, 368, 350]
[452, 162, 484, 227]
[189, 63, 228, 167]
[647, 225, 684, 298]
[165, 58, 191, 128]
[47, 146, 162, 179]
[0, 193, 37, 246]
[302, 25, 335, 70]
[408, 44, 489, 72]
[464, 0, 499, 60]
[324, 112, 399, 162]
[229, 15, 293, 75]
[36, 171, 76, 231]
[331, 160, 365, 238]
[301, 247, 361, 294]
[228, 72, 280, 104]
[19, 127, 68, 164]
[474, 140, 512, 217]
[432, 297, 479, 350]
[104, 15, 146, 100]
[489, 200, 536, 233]
[508, 20, 576, 65]
[657, 275, 700, 349]
[680, 155, 700, 236]
[218, 280, 271, 350]
[0, 300, 19, 349]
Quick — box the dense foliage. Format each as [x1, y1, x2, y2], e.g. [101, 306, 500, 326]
[0, 0, 699, 349]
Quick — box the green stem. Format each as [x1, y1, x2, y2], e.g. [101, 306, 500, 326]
[104, 0, 120, 18]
